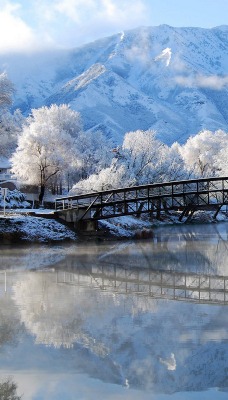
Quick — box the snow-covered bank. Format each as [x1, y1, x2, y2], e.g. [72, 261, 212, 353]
[0, 210, 227, 244]
[99, 215, 154, 239]
[0, 215, 77, 244]
[98, 210, 228, 240]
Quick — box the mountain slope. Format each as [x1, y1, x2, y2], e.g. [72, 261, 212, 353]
[1, 25, 228, 144]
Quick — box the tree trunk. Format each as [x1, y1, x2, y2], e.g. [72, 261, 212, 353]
[39, 184, 45, 204]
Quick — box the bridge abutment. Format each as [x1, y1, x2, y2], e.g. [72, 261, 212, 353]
[54, 209, 98, 232]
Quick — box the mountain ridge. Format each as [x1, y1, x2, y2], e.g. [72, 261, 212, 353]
[1, 24, 228, 144]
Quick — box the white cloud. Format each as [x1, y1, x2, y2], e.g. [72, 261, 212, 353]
[124, 28, 154, 65]
[53, 0, 147, 24]
[0, 3, 33, 52]
[0, 0, 151, 52]
[175, 74, 228, 90]
[0, 1, 54, 53]
[42, 0, 151, 47]
[54, 0, 96, 22]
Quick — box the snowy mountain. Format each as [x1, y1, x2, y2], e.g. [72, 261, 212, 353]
[1, 24, 228, 144]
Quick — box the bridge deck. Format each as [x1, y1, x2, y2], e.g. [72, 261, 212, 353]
[55, 176, 228, 223]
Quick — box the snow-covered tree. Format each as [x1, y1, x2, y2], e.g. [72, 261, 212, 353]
[77, 130, 113, 179]
[163, 142, 190, 182]
[122, 129, 164, 185]
[0, 73, 22, 158]
[215, 140, 228, 176]
[0, 109, 24, 157]
[70, 129, 188, 195]
[11, 104, 82, 203]
[70, 163, 129, 195]
[0, 72, 14, 108]
[179, 130, 228, 177]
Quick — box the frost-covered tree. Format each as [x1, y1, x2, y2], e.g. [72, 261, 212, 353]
[0, 73, 22, 158]
[163, 142, 190, 181]
[77, 130, 113, 179]
[70, 163, 129, 194]
[11, 104, 82, 203]
[71, 129, 162, 194]
[70, 129, 188, 195]
[179, 130, 228, 177]
[122, 129, 164, 185]
[0, 109, 24, 157]
[0, 72, 14, 108]
[215, 140, 228, 176]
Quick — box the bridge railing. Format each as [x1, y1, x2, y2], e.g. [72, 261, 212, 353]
[54, 176, 228, 221]
[55, 177, 228, 207]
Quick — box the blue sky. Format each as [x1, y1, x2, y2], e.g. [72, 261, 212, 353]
[0, 0, 228, 53]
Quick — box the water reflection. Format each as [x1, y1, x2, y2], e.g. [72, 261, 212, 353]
[0, 223, 228, 398]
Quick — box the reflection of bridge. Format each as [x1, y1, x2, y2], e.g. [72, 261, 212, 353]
[56, 263, 228, 305]
[54, 176, 228, 229]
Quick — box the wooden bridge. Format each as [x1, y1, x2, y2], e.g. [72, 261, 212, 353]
[54, 176, 228, 230]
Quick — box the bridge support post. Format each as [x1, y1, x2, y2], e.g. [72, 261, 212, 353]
[185, 209, 195, 223]
[213, 205, 223, 220]
[179, 207, 189, 222]
[78, 220, 98, 232]
[156, 199, 161, 220]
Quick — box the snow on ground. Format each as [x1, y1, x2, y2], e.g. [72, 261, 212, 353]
[0, 208, 228, 244]
[100, 210, 228, 238]
[99, 215, 154, 238]
[0, 215, 76, 243]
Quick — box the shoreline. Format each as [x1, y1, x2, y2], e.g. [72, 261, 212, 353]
[0, 210, 228, 244]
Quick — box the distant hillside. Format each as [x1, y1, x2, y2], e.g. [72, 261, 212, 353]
[1, 24, 228, 144]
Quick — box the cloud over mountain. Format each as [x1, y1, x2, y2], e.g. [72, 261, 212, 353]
[1, 24, 228, 144]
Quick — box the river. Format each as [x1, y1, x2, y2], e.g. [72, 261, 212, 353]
[0, 222, 228, 399]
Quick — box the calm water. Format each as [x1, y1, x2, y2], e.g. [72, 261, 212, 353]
[0, 223, 228, 399]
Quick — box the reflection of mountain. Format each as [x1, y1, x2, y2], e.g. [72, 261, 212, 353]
[12, 266, 228, 393]
[1, 223, 228, 394]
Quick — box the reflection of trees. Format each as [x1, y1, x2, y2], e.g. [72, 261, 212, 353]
[0, 295, 22, 348]
[12, 268, 228, 393]
[6, 223, 228, 393]
[0, 378, 22, 400]
[12, 273, 108, 354]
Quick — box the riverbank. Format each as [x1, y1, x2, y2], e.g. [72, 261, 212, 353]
[0, 214, 77, 244]
[0, 209, 227, 244]
[0, 213, 154, 243]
